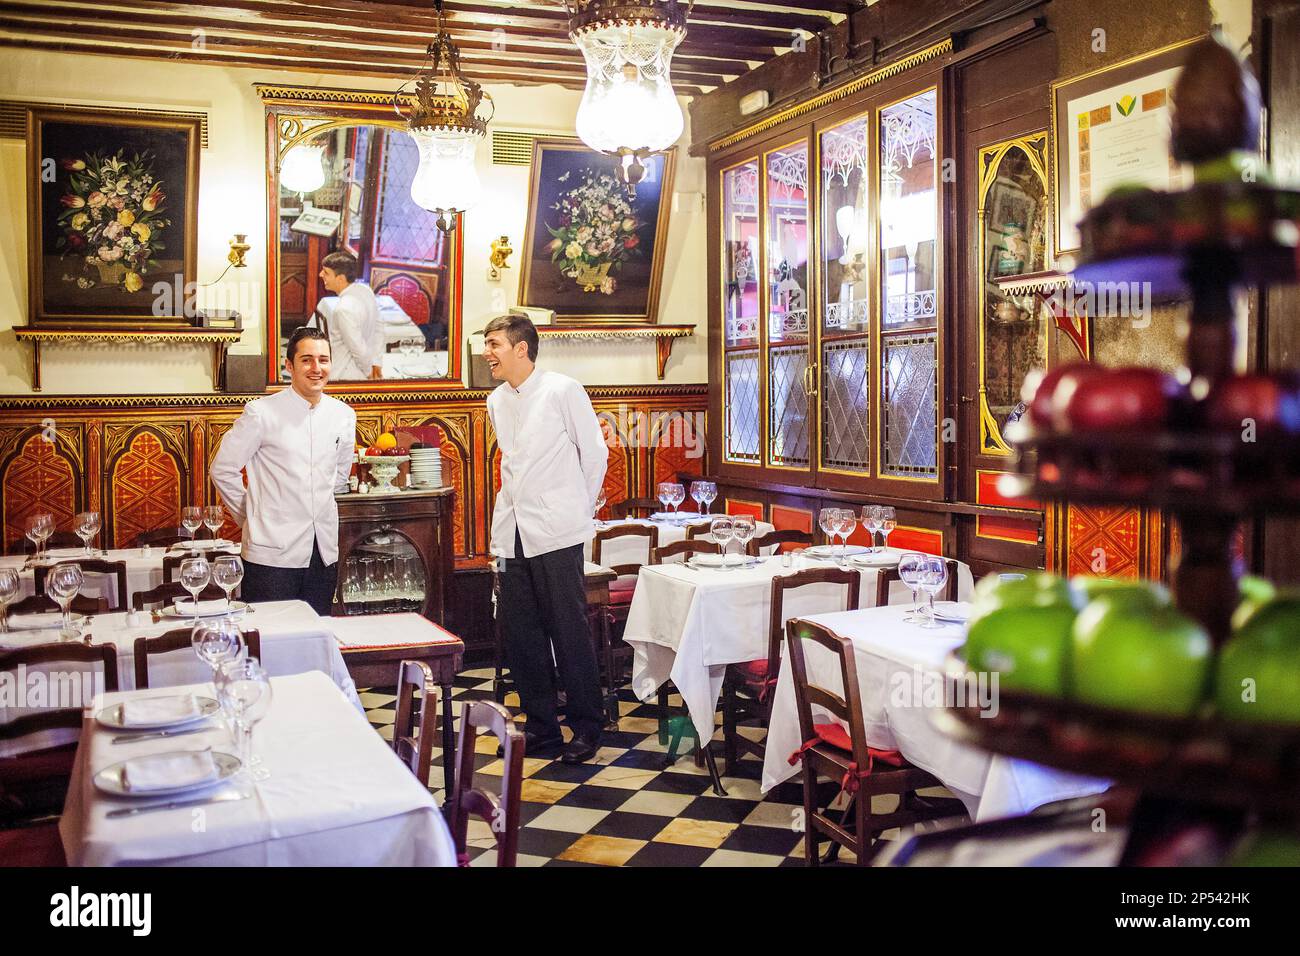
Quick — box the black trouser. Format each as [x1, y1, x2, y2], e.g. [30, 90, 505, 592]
[500, 528, 603, 741]
[242, 538, 337, 616]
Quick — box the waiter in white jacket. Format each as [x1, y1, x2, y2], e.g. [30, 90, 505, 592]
[485, 313, 608, 764]
[210, 326, 356, 615]
[319, 251, 383, 381]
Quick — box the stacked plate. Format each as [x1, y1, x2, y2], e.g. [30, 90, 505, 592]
[409, 447, 442, 488]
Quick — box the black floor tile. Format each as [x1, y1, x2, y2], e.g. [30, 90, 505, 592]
[554, 785, 636, 812]
[587, 811, 675, 842]
[623, 842, 715, 867]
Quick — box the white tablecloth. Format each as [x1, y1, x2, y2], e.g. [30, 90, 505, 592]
[59, 671, 454, 866]
[584, 516, 776, 568]
[623, 549, 975, 743]
[761, 603, 1110, 821]
[0, 600, 359, 757]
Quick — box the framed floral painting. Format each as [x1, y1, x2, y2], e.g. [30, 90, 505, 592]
[26, 107, 200, 329]
[518, 137, 675, 324]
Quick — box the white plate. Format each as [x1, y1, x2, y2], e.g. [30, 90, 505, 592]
[806, 545, 870, 558]
[687, 553, 757, 569]
[6, 611, 87, 631]
[169, 540, 236, 553]
[651, 511, 701, 521]
[161, 599, 249, 619]
[931, 602, 971, 624]
[96, 696, 221, 732]
[93, 750, 241, 798]
[850, 552, 900, 568]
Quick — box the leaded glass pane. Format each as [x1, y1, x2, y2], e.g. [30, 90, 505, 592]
[769, 345, 809, 467]
[880, 91, 937, 333]
[765, 144, 809, 346]
[725, 349, 761, 462]
[882, 333, 938, 477]
[822, 339, 870, 472]
[821, 115, 870, 336]
[722, 161, 760, 349]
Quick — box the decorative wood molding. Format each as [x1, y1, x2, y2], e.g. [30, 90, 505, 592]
[13, 327, 244, 393]
[537, 324, 696, 379]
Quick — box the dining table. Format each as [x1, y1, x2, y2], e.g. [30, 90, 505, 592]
[59, 670, 456, 866]
[621, 547, 975, 745]
[583, 514, 776, 568]
[761, 602, 1111, 822]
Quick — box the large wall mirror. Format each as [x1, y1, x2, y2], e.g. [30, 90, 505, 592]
[259, 85, 463, 389]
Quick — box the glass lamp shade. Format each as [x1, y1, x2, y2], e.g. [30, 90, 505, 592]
[280, 143, 326, 194]
[573, 23, 684, 155]
[409, 127, 482, 221]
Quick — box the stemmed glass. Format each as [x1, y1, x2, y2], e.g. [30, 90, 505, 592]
[818, 507, 838, 552]
[0, 568, 20, 633]
[179, 556, 211, 622]
[878, 506, 897, 554]
[733, 514, 756, 563]
[699, 481, 717, 516]
[217, 657, 273, 780]
[26, 513, 54, 563]
[690, 481, 707, 515]
[897, 553, 927, 623]
[75, 511, 101, 557]
[709, 516, 734, 570]
[593, 492, 607, 529]
[834, 509, 857, 562]
[861, 506, 883, 554]
[669, 483, 687, 521]
[656, 482, 674, 518]
[46, 562, 85, 638]
[918, 556, 950, 629]
[192, 617, 245, 681]
[181, 506, 203, 542]
[203, 505, 225, 545]
[212, 554, 243, 612]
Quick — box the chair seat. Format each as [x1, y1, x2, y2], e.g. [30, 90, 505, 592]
[736, 659, 768, 681]
[0, 822, 66, 866]
[608, 582, 636, 606]
[0, 744, 78, 785]
[789, 723, 909, 794]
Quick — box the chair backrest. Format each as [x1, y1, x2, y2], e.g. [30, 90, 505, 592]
[135, 527, 207, 549]
[131, 581, 225, 611]
[685, 521, 717, 540]
[133, 627, 262, 689]
[784, 617, 870, 772]
[6, 593, 107, 618]
[448, 700, 524, 867]
[652, 539, 720, 565]
[766, 568, 860, 695]
[17, 531, 83, 555]
[392, 660, 437, 785]
[34, 559, 128, 612]
[874, 559, 959, 607]
[610, 497, 661, 519]
[0, 643, 119, 742]
[747, 528, 813, 557]
[592, 524, 659, 578]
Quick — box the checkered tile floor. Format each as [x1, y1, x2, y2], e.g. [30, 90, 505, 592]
[361, 668, 952, 867]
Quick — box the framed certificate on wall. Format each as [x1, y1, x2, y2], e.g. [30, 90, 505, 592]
[1050, 35, 1209, 258]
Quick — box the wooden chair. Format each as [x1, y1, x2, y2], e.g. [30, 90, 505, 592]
[874, 558, 960, 607]
[16, 531, 83, 555]
[393, 660, 438, 787]
[133, 627, 262, 690]
[163, 552, 231, 583]
[785, 617, 965, 865]
[610, 497, 661, 519]
[0, 643, 119, 826]
[447, 700, 524, 867]
[591, 524, 658, 716]
[746, 528, 814, 557]
[5, 593, 107, 620]
[131, 580, 226, 611]
[722, 567, 860, 775]
[134, 526, 210, 549]
[34, 558, 128, 612]
[652, 539, 720, 565]
[685, 521, 718, 540]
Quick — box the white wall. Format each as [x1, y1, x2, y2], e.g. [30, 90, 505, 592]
[0, 49, 707, 394]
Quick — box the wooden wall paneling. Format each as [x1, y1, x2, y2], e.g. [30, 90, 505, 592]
[105, 423, 189, 548]
[204, 417, 244, 542]
[649, 407, 705, 491]
[396, 410, 473, 559]
[0, 423, 83, 551]
[86, 419, 102, 515]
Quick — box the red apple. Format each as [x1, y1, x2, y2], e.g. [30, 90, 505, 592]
[1063, 367, 1185, 433]
[395, 446, 409, 456]
[1023, 362, 1104, 433]
[1205, 372, 1300, 438]
[365, 444, 382, 456]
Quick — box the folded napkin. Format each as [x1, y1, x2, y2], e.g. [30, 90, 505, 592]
[173, 598, 229, 615]
[120, 694, 200, 727]
[122, 748, 218, 792]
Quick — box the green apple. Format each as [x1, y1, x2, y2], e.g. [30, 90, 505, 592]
[1071, 605, 1211, 715]
[1231, 575, 1279, 632]
[1072, 576, 1170, 612]
[963, 604, 1077, 695]
[1217, 598, 1300, 723]
[972, 571, 1076, 622]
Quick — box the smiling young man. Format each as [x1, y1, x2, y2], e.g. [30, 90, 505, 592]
[210, 326, 357, 615]
[485, 313, 609, 763]
[319, 251, 383, 381]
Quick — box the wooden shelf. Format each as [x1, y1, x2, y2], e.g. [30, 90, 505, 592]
[13, 326, 244, 392]
[534, 324, 695, 380]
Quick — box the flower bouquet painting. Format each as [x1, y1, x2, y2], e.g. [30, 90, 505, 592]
[520, 138, 675, 324]
[28, 107, 199, 328]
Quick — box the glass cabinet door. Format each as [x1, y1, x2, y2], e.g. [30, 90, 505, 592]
[764, 142, 811, 470]
[722, 158, 761, 465]
[340, 529, 426, 614]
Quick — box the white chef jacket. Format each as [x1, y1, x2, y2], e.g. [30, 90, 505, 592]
[210, 386, 357, 568]
[488, 368, 607, 559]
[325, 281, 384, 380]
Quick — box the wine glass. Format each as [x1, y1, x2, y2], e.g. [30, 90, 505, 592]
[46, 561, 84, 637]
[192, 617, 245, 681]
[179, 556, 211, 622]
[897, 552, 927, 622]
[700, 481, 717, 516]
[709, 516, 734, 569]
[669, 483, 687, 521]
[26, 513, 53, 563]
[212, 554, 243, 611]
[918, 556, 950, 629]
[861, 505, 883, 554]
[733, 514, 756, 562]
[818, 507, 838, 552]
[203, 504, 225, 544]
[218, 657, 273, 779]
[0, 568, 20, 633]
[656, 482, 674, 518]
[75, 511, 101, 557]
[593, 491, 607, 529]
[689, 481, 706, 514]
[878, 506, 897, 554]
[181, 506, 203, 542]
[834, 509, 857, 562]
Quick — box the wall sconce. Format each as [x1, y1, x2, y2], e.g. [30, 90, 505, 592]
[228, 234, 251, 268]
[488, 234, 513, 281]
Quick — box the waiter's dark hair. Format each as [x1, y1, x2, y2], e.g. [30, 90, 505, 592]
[321, 251, 359, 282]
[483, 312, 539, 363]
[287, 325, 330, 362]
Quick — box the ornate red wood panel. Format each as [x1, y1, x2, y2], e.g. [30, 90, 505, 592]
[106, 426, 187, 549]
[1065, 503, 1141, 579]
[1, 427, 79, 551]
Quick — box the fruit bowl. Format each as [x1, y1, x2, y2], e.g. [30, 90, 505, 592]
[360, 455, 409, 493]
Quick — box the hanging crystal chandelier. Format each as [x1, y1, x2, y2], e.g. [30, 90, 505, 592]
[393, 0, 494, 233]
[565, 0, 692, 196]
